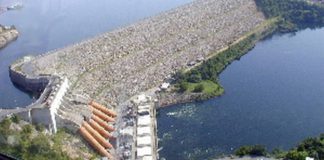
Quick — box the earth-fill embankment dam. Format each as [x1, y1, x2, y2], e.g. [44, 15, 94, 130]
[12, 0, 265, 105]
[8, 0, 267, 159]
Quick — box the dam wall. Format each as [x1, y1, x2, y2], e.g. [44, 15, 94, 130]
[9, 62, 50, 93]
[19, 0, 266, 106]
[6, 0, 268, 159]
[4, 63, 70, 133]
[48, 77, 69, 133]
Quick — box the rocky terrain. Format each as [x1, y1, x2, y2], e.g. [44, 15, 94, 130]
[18, 0, 265, 106]
[0, 25, 18, 49]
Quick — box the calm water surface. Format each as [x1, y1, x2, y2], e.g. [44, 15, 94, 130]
[2, 1, 324, 159]
[158, 28, 324, 160]
[0, 0, 192, 107]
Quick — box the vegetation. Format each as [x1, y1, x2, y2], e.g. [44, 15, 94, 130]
[193, 84, 204, 93]
[255, 0, 324, 32]
[233, 134, 324, 160]
[230, 2, 324, 158]
[235, 145, 268, 157]
[193, 1, 324, 159]
[10, 114, 20, 123]
[173, 0, 324, 99]
[175, 79, 224, 98]
[0, 117, 75, 160]
[173, 21, 275, 99]
[174, 34, 257, 96]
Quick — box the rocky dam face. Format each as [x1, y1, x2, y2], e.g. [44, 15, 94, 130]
[4, 0, 269, 159]
[14, 0, 265, 105]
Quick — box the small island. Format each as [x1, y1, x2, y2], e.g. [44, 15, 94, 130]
[0, 25, 19, 49]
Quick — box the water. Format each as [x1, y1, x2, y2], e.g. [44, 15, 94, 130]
[158, 28, 324, 160]
[0, 0, 192, 108]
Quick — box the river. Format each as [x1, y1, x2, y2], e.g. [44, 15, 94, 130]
[0, 0, 192, 108]
[157, 28, 324, 160]
[2, 1, 324, 159]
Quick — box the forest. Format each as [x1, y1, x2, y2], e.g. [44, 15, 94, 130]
[255, 0, 324, 31]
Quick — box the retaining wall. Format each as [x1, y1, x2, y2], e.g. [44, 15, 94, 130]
[4, 64, 70, 133]
[9, 65, 50, 93]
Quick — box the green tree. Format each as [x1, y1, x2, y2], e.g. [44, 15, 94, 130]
[235, 146, 252, 156]
[235, 145, 267, 157]
[193, 84, 204, 93]
[11, 114, 20, 124]
[285, 150, 308, 160]
[188, 70, 202, 83]
[0, 118, 12, 136]
[28, 135, 51, 155]
[178, 82, 189, 92]
[35, 124, 45, 132]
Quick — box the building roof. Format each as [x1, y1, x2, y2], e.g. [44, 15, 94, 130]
[138, 107, 150, 114]
[161, 83, 170, 89]
[142, 156, 153, 160]
[137, 126, 151, 135]
[137, 136, 152, 146]
[137, 146, 152, 157]
[138, 115, 151, 126]
[138, 105, 150, 110]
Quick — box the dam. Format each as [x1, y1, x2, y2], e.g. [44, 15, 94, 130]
[2, 0, 267, 159]
[16, 0, 265, 104]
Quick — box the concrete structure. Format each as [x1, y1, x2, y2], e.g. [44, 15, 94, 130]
[15, 0, 265, 106]
[4, 0, 269, 159]
[0, 58, 90, 133]
[2, 58, 118, 158]
[1, 71, 70, 133]
[133, 94, 158, 160]
[160, 83, 170, 91]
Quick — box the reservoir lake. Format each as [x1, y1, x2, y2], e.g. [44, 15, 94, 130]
[158, 28, 324, 160]
[0, 0, 192, 107]
[1, 1, 324, 160]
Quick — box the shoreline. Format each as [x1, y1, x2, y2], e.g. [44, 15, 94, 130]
[3, 0, 268, 159]
[3, 17, 277, 111]
[157, 18, 279, 108]
[1, 0, 324, 159]
[0, 25, 18, 49]
[13, 0, 265, 106]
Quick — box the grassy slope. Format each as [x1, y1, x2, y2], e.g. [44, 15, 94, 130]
[174, 18, 279, 99]
[0, 117, 97, 160]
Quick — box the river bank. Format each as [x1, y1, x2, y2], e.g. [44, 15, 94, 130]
[157, 26, 324, 160]
[1, 0, 266, 159]
[0, 0, 195, 108]
[157, 18, 279, 108]
[0, 25, 18, 49]
[157, 0, 324, 108]
[1, 1, 267, 159]
[12, 0, 265, 106]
